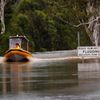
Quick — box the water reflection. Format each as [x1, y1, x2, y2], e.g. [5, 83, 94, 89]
[0, 60, 78, 95]
[0, 57, 100, 99]
[0, 63, 32, 94]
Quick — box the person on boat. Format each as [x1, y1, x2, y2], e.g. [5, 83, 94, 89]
[15, 43, 20, 49]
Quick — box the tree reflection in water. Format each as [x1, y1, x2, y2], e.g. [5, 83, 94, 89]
[0, 61, 78, 95]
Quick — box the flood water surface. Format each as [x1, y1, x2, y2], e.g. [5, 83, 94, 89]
[0, 51, 100, 100]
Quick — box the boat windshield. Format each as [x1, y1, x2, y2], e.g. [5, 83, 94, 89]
[9, 38, 21, 49]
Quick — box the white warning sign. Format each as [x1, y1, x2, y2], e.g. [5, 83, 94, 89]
[77, 46, 100, 56]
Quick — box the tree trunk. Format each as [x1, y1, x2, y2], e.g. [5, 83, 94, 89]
[0, 0, 5, 34]
[86, 0, 100, 46]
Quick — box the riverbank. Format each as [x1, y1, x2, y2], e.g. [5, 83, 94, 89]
[33, 50, 77, 58]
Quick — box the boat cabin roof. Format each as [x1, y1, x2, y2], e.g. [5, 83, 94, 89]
[9, 35, 29, 42]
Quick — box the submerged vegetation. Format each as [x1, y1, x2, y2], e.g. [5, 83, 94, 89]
[1, 0, 100, 55]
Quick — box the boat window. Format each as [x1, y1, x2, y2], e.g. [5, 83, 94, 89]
[9, 38, 22, 49]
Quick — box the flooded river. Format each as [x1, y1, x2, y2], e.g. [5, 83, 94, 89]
[0, 51, 100, 100]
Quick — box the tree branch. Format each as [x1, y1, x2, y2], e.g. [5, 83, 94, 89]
[55, 15, 100, 28]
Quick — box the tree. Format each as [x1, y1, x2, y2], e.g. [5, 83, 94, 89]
[0, 0, 12, 34]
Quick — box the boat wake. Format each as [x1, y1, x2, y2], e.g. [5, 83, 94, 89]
[0, 57, 6, 63]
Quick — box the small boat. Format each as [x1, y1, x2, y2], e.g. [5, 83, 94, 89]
[4, 35, 33, 62]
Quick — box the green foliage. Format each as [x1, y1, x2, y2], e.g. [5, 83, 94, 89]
[0, 0, 93, 54]
[0, 34, 9, 55]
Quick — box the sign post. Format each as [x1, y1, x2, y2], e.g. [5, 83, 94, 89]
[77, 32, 80, 47]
